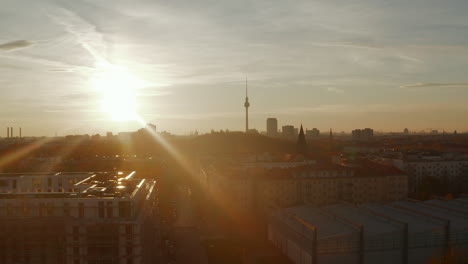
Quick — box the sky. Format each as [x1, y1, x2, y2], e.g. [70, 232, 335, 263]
[1, 0, 468, 136]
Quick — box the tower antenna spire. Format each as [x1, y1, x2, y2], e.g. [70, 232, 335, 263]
[244, 77, 250, 132]
[246, 77, 248, 97]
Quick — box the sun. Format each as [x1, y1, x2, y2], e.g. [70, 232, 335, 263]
[92, 64, 148, 121]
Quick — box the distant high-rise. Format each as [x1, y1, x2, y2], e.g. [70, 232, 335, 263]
[352, 128, 374, 141]
[282, 125, 295, 138]
[306, 128, 320, 137]
[244, 78, 250, 133]
[266, 118, 278, 136]
[296, 125, 307, 155]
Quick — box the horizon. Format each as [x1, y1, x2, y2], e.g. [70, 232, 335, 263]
[1, 126, 465, 138]
[2, 0, 468, 136]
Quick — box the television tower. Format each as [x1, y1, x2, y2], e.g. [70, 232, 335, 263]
[244, 78, 250, 132]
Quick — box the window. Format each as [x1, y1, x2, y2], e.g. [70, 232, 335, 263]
[78, 203, 84, 218]
[23, 206, 29, 216]
[47, 178, 52, 187]
[64, 203, 70, 216]
[73, 226, 79, 241]
[125, 225, 133, 237]
[305, 183, 311, 195]
[39, 203, 46, 216]
[106, 202, 113, 218]
[47, 203, 54, 216]
[126, 246, 133, 255]
[0, 180, 7, 187]
[119, 201, 131, 218]
[98, 201, 104, 218]
[32, 178, 42, 188]
[6, 204, 13, 216]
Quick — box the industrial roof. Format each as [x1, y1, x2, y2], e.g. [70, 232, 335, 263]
[274, 199, 468, 240]
[286, 205, 356, 239]
[325, 204, 400, 236]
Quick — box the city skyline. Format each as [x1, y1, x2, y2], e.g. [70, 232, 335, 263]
[1, 0, 468, 136]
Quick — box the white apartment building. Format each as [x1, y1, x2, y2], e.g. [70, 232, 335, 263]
[375, 152, 468, 192]
[0, 172, 93, 193]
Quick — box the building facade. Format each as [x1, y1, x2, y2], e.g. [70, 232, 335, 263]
[0, 171, 159, 264]
[306, 128, 320, 137]
[198, 163, 408, 211]
[266, 118, 278, 136]
[352, 128, 374, 141]
[374, 152, 468, 193]
[282, 125, 295, 138]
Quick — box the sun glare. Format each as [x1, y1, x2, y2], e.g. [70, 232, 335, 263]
[92, 63, 149, 121]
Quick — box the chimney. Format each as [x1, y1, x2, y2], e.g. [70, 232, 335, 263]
[7, 127, 9, 138]
[11, 127, 13, 138]
[20, 127, 22, 138]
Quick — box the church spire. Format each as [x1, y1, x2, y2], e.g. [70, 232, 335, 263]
[296, 124, 307, 155]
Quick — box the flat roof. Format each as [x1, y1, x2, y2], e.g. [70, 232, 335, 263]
[325, 204, 400, 236]
[394, 201, 468, 229]
[425, 199, 468, 213]
[0, 171, 143, 199]
[286, 205, 357, 239]
[361, 204, 442, 232]
[0, 172, 95, 177]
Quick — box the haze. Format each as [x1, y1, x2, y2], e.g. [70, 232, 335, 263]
[1, 0, 468, 136]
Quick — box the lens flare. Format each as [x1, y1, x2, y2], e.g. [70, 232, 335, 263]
[92, 63, 149, 121]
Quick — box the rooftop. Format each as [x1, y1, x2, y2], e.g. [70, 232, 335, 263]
[0, 171, 143, 199]
[274, 198, 468, 240]
[0, 172, 95, 178]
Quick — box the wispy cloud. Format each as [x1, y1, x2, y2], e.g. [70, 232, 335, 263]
[274, 103, 468, 115]
[326, 87, 344, 94]
[47, 7, 107, 64]
[400, 82, 468, 88]
[0, 52, 91, 72]
[311, 41, 382, 50]
[0, 40, 34, 51]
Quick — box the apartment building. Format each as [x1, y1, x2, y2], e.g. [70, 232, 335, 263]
[373, 152, 468, 192]
[198, 163, 408, 211]
[0, 171, 158, 264]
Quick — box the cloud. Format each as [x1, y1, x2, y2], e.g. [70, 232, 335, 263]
[400, 83, 468, 88]
[326, 87, 344, 94]
[311, 41, 382, 50]
[0, 40, 34, 51]
[47, 7, 107, 64]
[61, 93, 93, 100]
[274, 103, 468, 115]
[0, 52, 91, 72]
